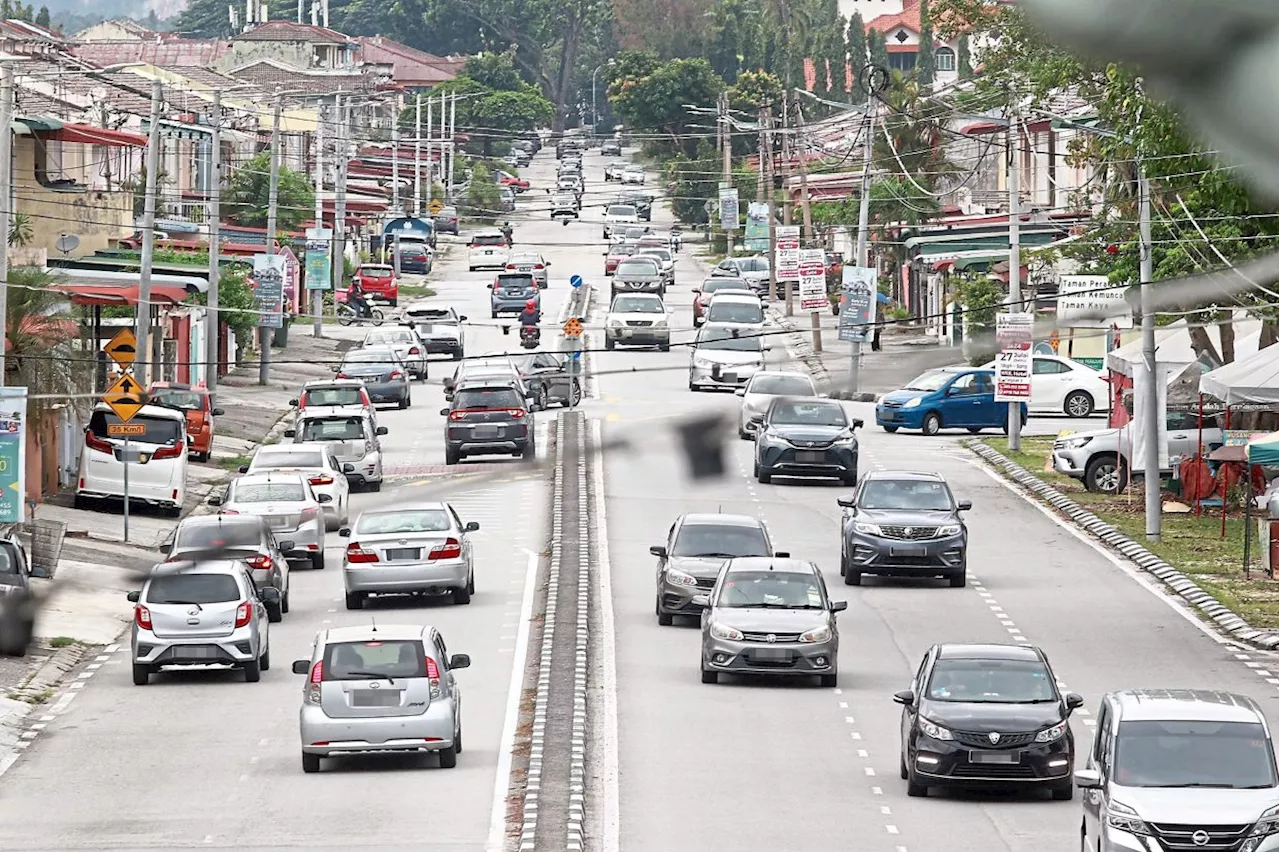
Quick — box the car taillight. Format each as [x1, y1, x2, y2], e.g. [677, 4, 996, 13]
[307, 661, 323, 704]
[428, 538, 462, 561]
[533, 264, 544, 270]
[297, 396, 307, 409]
[408, 347, 421, 355]
[346, 543, 380, 563]
[309, 475, 333, 486]
[361, 390, 371, 404]
[245, 554, 273, 571]
[134, 604, 152, 629]
[448, 411, 467, 422]
[299, 507, 318, 522]
[85, 432, 112, 453]
[152, 443, 184, 460]
[389, 370, 404, 380]
[234, 601, 251, 628]
[506, 264, 516, 270]
[220, 509, 240, 515]
[425, 656, 441, 698]
[508, 409, 525, 419]
[336, 373, 348, 379]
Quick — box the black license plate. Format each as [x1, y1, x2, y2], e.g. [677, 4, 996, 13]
[352, 690, 402, 708]
[473, 425, 501, 439]
[891, 545, 928, 557]
[795, 451, 826, 463]
[385, 548, 421, 561]
[969, 750, 1019, 764]
[751, 648, 792, 661]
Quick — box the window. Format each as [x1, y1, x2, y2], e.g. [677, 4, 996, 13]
[671, 523, 770, 558]
[888, 51, 917, 72]
[925, 658, 1058, 703]
[453, 388, 523, 410]
[769, 401, 847, 427]
[904, 370, 952, 393]
[935, 47, 956, 72]
[948, 373, 980, 395]
[748, 374, 815, 396]
[707, 301, 764, 325]
[355, 509, 451, 534]
[859, 479, 954, 511]
[175, 520, 261, 550]
[149, 388, 205, 411]
[612, 296, 664, 314]
[232, 481, 307, 503]
[1112, 720, 1278, 788]
[146, 572, 240, 604]
[1033, 358, 1071, 375]
[300, 418, 366, 443]
[303, 387, 364, 407]
[322, 640, 425, 681]
[715, 570, 824, 609]
[697, 331, 762, 352]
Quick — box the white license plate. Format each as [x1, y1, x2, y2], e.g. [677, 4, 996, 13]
[720, 373, 737, 383]
[473, 425, 501, 439]
[795, 451, 825, 463]
[182, 646, 216, 659]
[969, 751, 1019, 764]
[352, 690, 402, 708]
[891, 545, 928, 557]
[385, 548, 421, 561]
[751, 648, 791, 660]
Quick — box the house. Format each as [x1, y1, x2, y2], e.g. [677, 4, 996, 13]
[355, 37, 462, 90]
[861, 0, 964, 84]
[73, 19, 184, 43]
[215, 20, 361, 75]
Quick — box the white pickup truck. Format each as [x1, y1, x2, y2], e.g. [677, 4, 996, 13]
[1052, 410, 1223, 493]
[602, 203, 639, 240]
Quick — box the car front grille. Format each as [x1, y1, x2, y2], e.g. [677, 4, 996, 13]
[881, 401, 903, 410]
[741, 631, 802, 643]
[625, 320, 652, 327]
[787, 440, 833, 450]
[953, 730, 1037, 748]
[949, 763, 1037, 779]
[879, 525, 939, 540]
[694, 577, 716, 589]
[1148, 824, 1251, 852]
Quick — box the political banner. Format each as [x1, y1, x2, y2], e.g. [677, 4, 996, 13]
[837, 266, 876, 343]
[798, 248, 827, 312]
[718, 184, 740, 232]
[0, 388, 27, 524]
[252, 253, 287, 329]
[775, 225, 800, 281]
[304, 227, 333, 292]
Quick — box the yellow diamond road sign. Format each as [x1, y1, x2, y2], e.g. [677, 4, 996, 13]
[102, 372, 146, 423]
[428, 199, 444, 215]
[104, 328, 138, 368]
[563, 318, 583, 338]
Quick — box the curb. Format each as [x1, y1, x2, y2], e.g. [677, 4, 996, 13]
[566, 423, 589, 852]
[13, 642, 89, 701]
[966, 440, 1280, 651]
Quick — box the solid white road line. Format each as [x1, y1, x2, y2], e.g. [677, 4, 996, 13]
[590, 417, 621, 852]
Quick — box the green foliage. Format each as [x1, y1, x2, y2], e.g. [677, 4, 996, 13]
[3, 267, 81, 417]
[608, 57, 726, 156]
[956, 35, 972, 80]
[412, 61, 553, 157]
[868, 28, 889, 72]
[665, 144, 757, 226]
[463, 50, 526, 91]
[954, 276, 1004, 336]
[224, 152, 315, 232]
[210, 267, 259, 342]
[728, 70, 783, 113]
[874, 73, 958, 191]
[845, 13, 867, 104]
[465, 163, 503, 222]
[34, 4, 47, 26]
[8, 213, 32, 247]
[915, 0, 935, 88]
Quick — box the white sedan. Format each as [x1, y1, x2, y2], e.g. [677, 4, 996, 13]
[981, 354, 1110, 417]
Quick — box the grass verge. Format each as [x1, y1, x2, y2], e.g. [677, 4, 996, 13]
[398, 283, 437, 300]
[215, 453, 253, 472]
[979, 436, 1277, 630]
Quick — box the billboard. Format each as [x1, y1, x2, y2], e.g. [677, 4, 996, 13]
[252, 253, 287, 329]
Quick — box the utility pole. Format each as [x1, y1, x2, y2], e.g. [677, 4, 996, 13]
[331, 96, 348, 298]
[446, 93, 456, 204]
[390, 99, 400, 215]
[206, 89, 223, 394]
[136, 78, 163, 388]
[756, 105, 766, 204]
[1138, 165, 1161, 540]
[720, 92, 731, 185]
[413, 95, 422, 216]
[0, 63, 13, 386]
[762, 103, 778, 304]
[426, 95, 433, 200]
[261, 88, 283, 386]
[852, 95, 876, 395]
[1005, 114, 1022, 450]
[312, 100, 325, 338]
[794, 100, 821, 354]
[781, 91, 795, 317]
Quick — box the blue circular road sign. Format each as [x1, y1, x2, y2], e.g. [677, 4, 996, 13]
[570, 274, 584, 289]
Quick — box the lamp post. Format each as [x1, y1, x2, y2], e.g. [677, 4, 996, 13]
[591, 64, 603, 136]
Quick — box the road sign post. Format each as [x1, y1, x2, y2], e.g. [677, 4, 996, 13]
[100, 332, 149, 542]
[121, 437, 130, 542]
[563, 316, 584, 382]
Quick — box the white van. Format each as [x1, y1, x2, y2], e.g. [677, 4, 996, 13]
[75, 403, 188, 516]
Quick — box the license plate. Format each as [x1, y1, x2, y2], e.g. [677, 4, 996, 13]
[181, 645, 216, 659]
[721, 373, 737, 383]
[385, 548, 420, 561]
[891, 545, 928, 557]
[352, 690, 402, 708]
[751, 648, 791, 661]
[473, 425, 501, 439]
[969, 750, 1019, 764]
[483, 250, 493, 255]
[795, 451, 825, 463]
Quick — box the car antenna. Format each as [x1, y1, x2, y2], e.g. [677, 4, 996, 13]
[370, 617, 377, 633]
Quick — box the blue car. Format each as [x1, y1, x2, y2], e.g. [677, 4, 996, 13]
[876, 367, 1027, 435]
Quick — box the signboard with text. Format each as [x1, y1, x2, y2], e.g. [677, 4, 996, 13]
[994, 312, 1034, 402]
[1056, 275, 1133, 328]
[0, 388, 27, 524]
[775, 225, 800, 281]
[304, 227, 333, 292]
[745, 203, 770, 253]
[837, 266, 876, 343]
[277, 246, 300, 315]
[718, 183, 739, 232]
[252, 253, 287, 329]
[798, 248, 827, 312]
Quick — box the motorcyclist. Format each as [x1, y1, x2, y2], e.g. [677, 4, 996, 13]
[519, 299, 542, 329]
[347, 279, 370, 319]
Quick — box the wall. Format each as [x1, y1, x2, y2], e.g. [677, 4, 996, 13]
[14, 138, 134, 257]
[214, 41, 313, 73]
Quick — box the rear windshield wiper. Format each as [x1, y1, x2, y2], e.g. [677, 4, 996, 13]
[344, 670, 396, 684]
[160, 600, 204, 610]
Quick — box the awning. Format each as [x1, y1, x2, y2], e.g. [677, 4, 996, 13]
[904, 229, 1067, 254]
[1247, 432, 1279, 467]
[39, 123, 147, 148]
[14, 115, 61, 134]
[50, 283, 191, 307]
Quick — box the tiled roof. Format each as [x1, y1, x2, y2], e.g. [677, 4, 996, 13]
[0, 19, 62, 43]
[70, 40, 231, 67]
[232, 21, 352, 45]
[355, 36, 458, 85]
[228, 59, 375, 93]
[865, 1, 921, 36]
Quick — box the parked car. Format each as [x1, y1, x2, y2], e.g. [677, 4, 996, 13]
[161, 512, 292, 614]
[433, 206, 460, 235]
[1052, 410, 1224, 493]
[467, 229, 510, 271]
[285, 408, 388, 491]
[402, 307, 466, 361]
[352, 263, 399, 305]
[978, 354, 1110, 417]
[507, 250, 550, 289]
[147, 381, 223, 462]
[441, 381, 536, 465]
[0, 532, 34, 630]
[605, 293, 670, 351]
[393, 242, 433, 275]
[753, 396, 861, 485]
[241, 443, 352, 531]
[688, 323, 767, 391]
[650, 513, 778, 625]
[336, 346, 412, 409]
[205, 475, 326, 570]
[361, 326, 428, 381]
[489, 271, 540, 318]
[611, 255, 664, 297]
[128, 559, 278, 685]
[876, 367, 1028, 436]
[292, 624, 471, 772]
[735, 371, 817, 438]
[75, 402, 187, 517]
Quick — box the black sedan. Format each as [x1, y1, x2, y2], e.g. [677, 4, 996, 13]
[753, 397, 860, 486]
[895, 643, 1083, 801]
[838, 470, 970, 587]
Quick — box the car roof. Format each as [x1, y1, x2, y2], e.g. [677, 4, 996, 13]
[723, 556, 816, 573]
[708, 293, 760, 303]
[303, 378, 366, 389]
[298, 406, 369, 419]
[150, 381, 203, 393]
[473, 227, 504, 236]
[359, 264, 393, 271]
[321, 624, 430, 644]
[678, 513, 766, 528]
[935, 643, 1045, 662]
[863, 470, 946, 482]
[178, 513, 265, 528]
[148, 558, 248, 577]
[256, 442, 330, 455]
[93, 401, 186, 422]
[1107, 689, 1267, 724]
[748, 371, 812, 383]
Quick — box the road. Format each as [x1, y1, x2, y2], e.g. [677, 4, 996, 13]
[0, 149, 582, 852]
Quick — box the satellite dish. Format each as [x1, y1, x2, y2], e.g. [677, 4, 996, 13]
[54, 234, 80, 255]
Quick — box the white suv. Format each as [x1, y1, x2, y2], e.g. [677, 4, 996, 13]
[603, 203, 639, 240]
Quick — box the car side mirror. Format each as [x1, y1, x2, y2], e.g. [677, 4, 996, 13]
[1065, 693, 1085, 712]
[291, 659, 310, 675]
[288, 398, 298, 407]
[762, 346, 772, 352]
[831, 601, 848, 613]
[851, 419, 864, 429]
[338, 527, 351, 538]
[316, 493, 332, 504]
[486, 283, 493, 289]
[260, 587, 282, 605]
[1074, 768, 1102, 789]
[957, 500, 973, 511]
[376, 426, 388, 436]
[734, 388, 746, 396]
[278, 540, 295, 552]
[836, 496, 854, 508]
[449, 653, 471, 670]
[212, 408, 225, 416]
[238, 465, 249, 473]
[945, 387, 959, 396]
[439, 407, 450, 416]
[691, 594, 709, 608]
[459, 315, 468, 321]
[342, 463, 355, 473]
[774, 551, 790, 558]
[893, 689, 915, 706]
[126, 590, 140, 603]
[649, 545, 667, 558]
[206, 495, 222, 506]
[283, 429, 296, 438]
[464, 521, 480, 532]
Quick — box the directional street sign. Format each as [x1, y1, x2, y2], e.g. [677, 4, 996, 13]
[104, 328, 138, 368]
[570, 274, 584, 289]
[102, 372, 146, 423]
[563, 318, 584, 338]
[428, 199, 444, 215]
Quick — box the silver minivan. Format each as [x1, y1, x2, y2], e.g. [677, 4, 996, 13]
[1076, 689, 1279, 852]
[285, 407, 388, 492]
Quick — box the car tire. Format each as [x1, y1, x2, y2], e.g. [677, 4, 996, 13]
[311, 551, 326, 570]
[131, 663, 150, 686]
[521, 441, 535, 460]
[468, 266, 476, 272]
[1085, 454, 1125, 494]
[301, 752, 321, 773]
[605, 337, 615, 350]
[1064, 390, 1094, 418]
[819, 673, 837, 688]
[453, 584, 472, 605]
[842, 471, 858, 486]
[491, 310, 499, 319]
[445, 447, 460, 466]
[260, 646, 271, 671]
[267, 602, 283, 623]
[1051, 779, 1074, 801]
[368, 480, 383, 493]
[883, 425, 898, 433]
[922, 412, 942, 435]
[659, 343, 670, 352]
[398, 395, 409, 410]
[455, 724, 463, 754]
[900, 754, 909, 780]
[843, 566, 862, 586]
[467, 573, 475, 595]
[567, 380, 582, 408]
[968, 426, 983, 434]
[243, 656, 261, 683]
[756, 468, 771, 484]
[344, 591, 364, 610]
[905, 773, 928, 798]
[949, 571, 966, 588]
[658, 610, 673, 626]
[281, 590, 290, 614]
[701, 669, 718, 684]
[453, 350, 463, 361]
[738, 426, 749, 440]
[438, 744, 458, 769]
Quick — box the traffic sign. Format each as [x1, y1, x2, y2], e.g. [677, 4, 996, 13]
[104, 328, 138, 368]
[428, 199, 444, 215]
[102, 372, 146, 423]
[570, 274, 584, 289]
[563, 318, 584, 338]
[107, 423, 146, 437]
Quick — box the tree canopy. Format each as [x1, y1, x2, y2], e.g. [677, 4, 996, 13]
[224, 152, 315, 232]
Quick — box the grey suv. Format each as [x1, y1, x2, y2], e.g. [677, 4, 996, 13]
[442, 381, 536, 465]
[694, 556, 846, 687]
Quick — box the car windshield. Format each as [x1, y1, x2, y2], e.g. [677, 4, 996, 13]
[859, 480, 954, 511]
[355, 509, 451, 534]
[739, 258, 769, 272]
[707, 302, 764, 324]
[554, 195, 575, 205]
[607, 205, 636, 217]
[149, 389, 204, 411]
[303, 387, 364, 407]
[617, 260, 658, 273]
[232, 482, 307, 503]
[749, 375, 814, 396]
[904, 370, 952, 392]
[300, 418, 365, 442]
[174, 523, 260, 549]
[672, 524, 770, 558]
[147, 573, 240, 605]
[254, 450, 323, 470]
[925, 658, 1058, 703]
[472, 235, 505, 246]
[715, 570, 823, 608]
[703, 279, 748, 293]
[769, 401, 846, 427]
[612, 297, 664, 314]
[322, 640, 426, 681]
[0, 546, 16, 575]
[1112, 720, 1279, 789]
[454, 388, 523, 410]
[697, 331, 762, 352]
[87, 411, 183, 445]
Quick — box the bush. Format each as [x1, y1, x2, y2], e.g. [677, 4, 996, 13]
[465, 163, 502, 223]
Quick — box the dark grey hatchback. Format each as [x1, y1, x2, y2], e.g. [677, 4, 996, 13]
[838, 470, 970, 587]
[442, 382, 535, 465]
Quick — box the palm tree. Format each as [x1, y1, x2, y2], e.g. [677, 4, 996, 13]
[5, 267, 84, 424]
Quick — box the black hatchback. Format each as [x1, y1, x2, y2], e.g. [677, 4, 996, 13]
[895, 643, 1084, 801]
[441, 381, 536, 465]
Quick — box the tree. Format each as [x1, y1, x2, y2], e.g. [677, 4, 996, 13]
[868, 28, 889, 73]
[224, 152, 315, 232]
[956, 34, 972, 79]
[728, 69, 783, 115]
[607, 57, 726, 156]
[3, 268, 82, 431]
[846, 13, 867, 104]
[8, 213, 32, 247]
[34, 4, 48, 27]
[811, 0, 844, 95]
[173, 0, 237, 37]
[613, 0, 714, 60]
[666, 142, 756, 225]
[465, 163, 503, 222]
[915, 0, 935, 88]
[411, 61, 554, 157]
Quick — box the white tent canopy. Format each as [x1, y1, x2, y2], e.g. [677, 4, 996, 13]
[1199, 344, 1280, 406]
[1106, 312, 1263, 377]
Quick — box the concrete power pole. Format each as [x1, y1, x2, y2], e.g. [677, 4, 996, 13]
[136, 78, 164, 388]
[331, 96, 348, 298]
[0, 64, 13, 386]
[413, 95, 422, 216]
[206, 89, 223, 394]
[762, 104, 778, 304]
[390, 99, 400, 215]
[1138, 166, 1161, 540]
[425, 96, 433, 200]
[261, 88, 283, 386]
[852, 96, 876, 396]
[1005, 115, 1022, 450]
[781, 91, 795, 317]
[312, 100, 325, 338]
[447, 93, 456, 204]
[794, 100, 821, 353]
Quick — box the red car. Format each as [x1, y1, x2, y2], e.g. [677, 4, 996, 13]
[352, 264, 398, 306]
[604, 242, 635, 276]
[147, 381, 222, 462]
[495, 170, 530, 192]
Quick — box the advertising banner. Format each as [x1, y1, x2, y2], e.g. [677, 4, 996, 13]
[718, 183, 740, 231]
[994, 312, 1034, 402]
[837, 266, 876, 343]
[745, 203, 770, 253]
[0, 388, 27, 524]
[304, 227, 333, 292]
[775, 225, 801, 281]
[252, 253, 287, 329]
[798, 248, 827, 312]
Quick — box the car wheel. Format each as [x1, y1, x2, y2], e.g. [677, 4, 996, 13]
[344, 591, 364, 610]
[842, 471, 858, 486]
[260, 645, 271, 671]
[535, 385, 549, 410]
[491, 310, 499, 319]
[900, 753, 909, 779]
[922, 412, 942, 435]
[243, 656, 261, 683]
[701, 668, 718, 684]
[453, 350, 463, 361]
[1052, 779, 1074, 801]
[883, 425, 898, 433]
[455, 723, 463, 754]
[949, 571, 966, 588]
[445, 447, 460, 466]
[756, 467, 771, 484]
[398, 395, 409, 410]
[453, 584, 472, 605]
[658, 609, 673, 626]
[1085, 454, 1125, 494]
[467, 573, 475, 595]
[843, 566, 862, 586]
[905, 772, 928, 797]
[967, 427, 983, 434]
[738, 426, 749, 440]
[1064, 390, 1094, 418]
[131, 663, 150, 686]
[368, 479, 383, 493]
[567, 380, 582, 407]
[521, 440, 535, 460]
[605, 337, 615, 350]
[281, 590, 290, 614]
[468, 266, 476, 272]
[438, 744, 459, 769]
[659, 342, 670, 352]
[301, 752, 321, 773]
[267, 602, 283, 623]
[311, 551, 326, 570]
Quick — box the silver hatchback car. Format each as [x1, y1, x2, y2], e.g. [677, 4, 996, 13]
[285, 407, 388, 491]
[292, 624, 471, 772]
[694, 557, 846, 687]
[340, 503, 480, 609]
[128, 560, 278, 685]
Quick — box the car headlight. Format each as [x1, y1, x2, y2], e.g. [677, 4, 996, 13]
[1248, 805, 1279, 841]
[709, 622, 743, 641]
[918, 718, 953, 741]
[854, 522, 882, 535]
[1034, 720, 1068, 743]
[935, 524, 962, 537]
[798, 625, 831, 643]
[653, 319, 667, 328]
[608, 318, 623, 327]
[1066, 436, 1093, 448]
[1106, 801, 1151, 836]
[833, 433, 857, 446]
[666, 569, 698, 587]
[903, 397, 923, 408]
[693, 357, 713, 369]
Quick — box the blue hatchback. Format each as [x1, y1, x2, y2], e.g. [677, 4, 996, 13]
[876, 367, 1027, 435]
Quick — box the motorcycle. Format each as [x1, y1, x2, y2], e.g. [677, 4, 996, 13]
[520, 325, 541, 349]
[336, 301, 385, 327]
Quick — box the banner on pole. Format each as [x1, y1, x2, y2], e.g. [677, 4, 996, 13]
[798, 248, 827, 312]
[304, 227, 333, 292]
[775, 225, 801, 281]
[252, 253, 287, 329]
[745, 203, 770, 252]
[837, 266, 876, 343]
[994, 312, 1034, 401]
[718, 183, 739, 232]
[0, 388, 28, 524]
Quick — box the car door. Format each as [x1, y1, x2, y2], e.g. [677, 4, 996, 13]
[447, 503, 475, 571]
[326, 451, 349, 512]
[1165, 411, 1202, 461]
[244, 569, 270, 642]
[974, 372, 1000, 424]
[940, 373, 982, 427]
[1082, 700, 1112, 844]
[1030, 357, 1072, 412]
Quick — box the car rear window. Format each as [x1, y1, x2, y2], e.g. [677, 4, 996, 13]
[707, 301, 764, 324]
[355, 509, 451, 534]
[365, 330, 412, 345]
[322, 640, 426, 681]
[149, 389, 205, 411]
[472, 234, 505, 246]
[146, 573, 241, 605]
[749, 375, 814, 396]
[300, 418, 365, 442]
[232, 482, 307, 502]
[497, 274, 536, 288]
[175, 522, 261, 550]
[607, 205, 637, 217]
[454, 388, 523, 410]
[303, 387, 364, 407]
[344, 348, 397, 365]
[0, 544, 17, 575]
[88, 411, 183, 445]
[360, 267, 393, 279]
[254, 450, 323, 469]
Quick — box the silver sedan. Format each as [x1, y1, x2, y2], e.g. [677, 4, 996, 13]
[214, 472, 328, 570]
[340, 503, 480, 609]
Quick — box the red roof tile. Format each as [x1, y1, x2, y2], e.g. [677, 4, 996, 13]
[70, 40, 231, 67]
[233, 20, 352, 44]
[356, 37, 458, 86]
